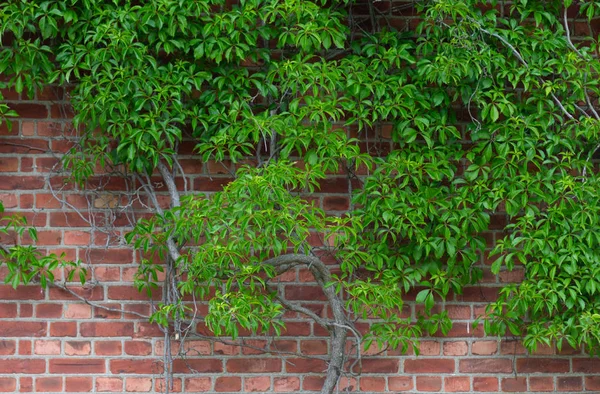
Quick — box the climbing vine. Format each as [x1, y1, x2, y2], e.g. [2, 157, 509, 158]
[2, 0, 600, 392]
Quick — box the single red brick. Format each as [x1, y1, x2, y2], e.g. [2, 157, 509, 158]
[96, 377, 122, 392]
[0, 359, 45, 373]
[0, 321, 46, 337]
[35, 377, 62, 392]
[49, 359, 105, 374]
[557, 376, 582, 392]
[64, 304, 92, 318]
[517, 358, 569, 373]
[405, 358, 454, 373]
[8, 103, 48, 119]
[66, 377, 93, 392]
[529, 377, 553, 392]
[359, 377, 385, 392]
[473, 377, 498, 392]
[35, 303, 63, 318]
[65, 341, 91, 356]
[125, 377, 152, 392]
[460, 358, 513, 373]
[95, 341, 122, 356]
[358, 358, 399, 373]
[286, 358, 327, 373]
[50, 322, 77, 337]
[0, 341, 15, 355]
[443, 341, 468, 356]
[416, 376, 442, 392]
[0, 285, 44, 300]
[245, 377, 271, 392]
[302, 376, 324, 391]
[81, 322, 134, 337]
[0, 378, 16, 392]
[502, 377, 527, 392]
[472, 340, 498, 355]
[124, 341, 152, 356]
[215, 377, 241, 392]
[388, 376, 413, 391]
[110, 359, 163, 374]
[445, 377, 470, 392]
[20, 377, 33, 392]
[185, 378, 211, 392]
[34, 340, 61, 355]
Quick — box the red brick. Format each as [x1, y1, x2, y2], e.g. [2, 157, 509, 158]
[173, 359, 222, 373]
[473, 377, 498, 392]
[125, 377, 152, 392]
[227, 358, 281, 373]
[358, 358, 399, 373]
[323, 196, 349, 210]
[110, 359, 163, 374]
[443, 341, 468, 356]
[95, 340, 123, 356]
[48, 285, 104, 301]
[245, 377, 270, 392]
[156, 378, 182, 393]
[360, 377, 385, 392]
[529, 377, 553, 392]
[0, 158, 18, 172]
[303, 376, 325, 391]
[472, 340, 498, 355]
[573, 358, 600, 372]
[585, 376, 600, 391]
[50, 322, 77, 336]
[66, 377, 93, 392]
[416, 376, 442, 392]
[34, 340, 61, 355]
[124, 341, 152, 356]
[20, 303, 33, 317]
[8, 103, 48, 118]
[0, 378, 16, 392]
[49, 359, 105, 374]
[64, 231, 91, 245]
[35, 303, 62, 318]
[516, 358, 569, 373]
[0, 285, 44, 300]
[0, 359, 45, 373]
[300, 340, 328, 355]
[20, 377, 33, 392]
[388, 376, 413, 391]
[0, 321, 46, 337]
[285, 285, 327, 301]
[108, 285, 161, 300]
[445, 377, 470, 392]
[35, 377, 62, 392]
[285, 357, 327, 373]
[185, 378, 211, 392]
[81, 322, 134, 337]
[215, 377, 241, 392]
[502, 377, 527, 392]
[96, 377, 122, 392]
[460, 358, 513, 373]
[65, 341, 91, 356]
[0, 176, 45, 190]
[557, 376, 582, 391]
[0, 304, 17, 318]
[19, 340, 32, 355]
[0, 341, 15, 355]
[64, 304, 92, 318]
[405, 358, 454, 373]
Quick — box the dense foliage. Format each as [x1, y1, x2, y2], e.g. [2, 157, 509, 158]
[2, 0, 600, 391]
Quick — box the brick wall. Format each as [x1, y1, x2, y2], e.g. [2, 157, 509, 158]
[0, 85, 599, 394]
[1, 2, 600, 393]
